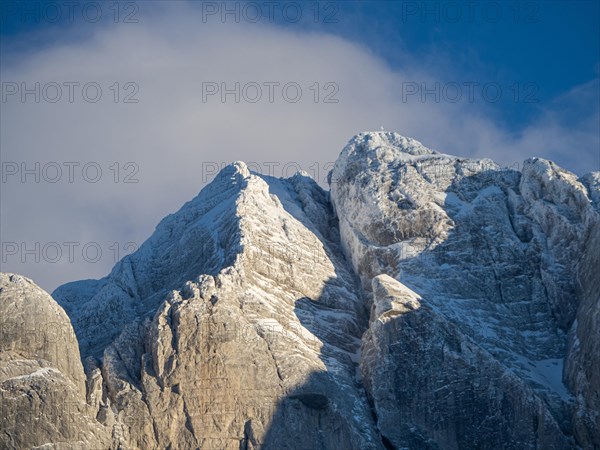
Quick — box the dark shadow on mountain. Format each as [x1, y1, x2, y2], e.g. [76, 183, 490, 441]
[52, 163, 582, 449]
[258, 166, 579, 449]
[251, 289, 382, 450]
[249, 173, 384, 449]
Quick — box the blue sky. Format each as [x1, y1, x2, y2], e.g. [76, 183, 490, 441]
[285, 0, 600, 130]
[3, 1, 599, 130]
[1, 0, 599, 290]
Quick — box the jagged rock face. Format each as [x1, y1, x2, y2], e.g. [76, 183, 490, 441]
[0, 273, 86, 393]
[4, 131, 598, 449]
[361, 275, 570, 449]
[331, 132, 600, 449]
[566, 218, 600, 448]
[0, 274, 111, 449]
[52, 163, 382, 449]
[53, 164, 249, 359]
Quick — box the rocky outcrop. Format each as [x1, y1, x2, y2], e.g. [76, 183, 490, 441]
[566, 218, 600, 448]
[52, 163, 382, 449]
[3, 131, 598, 449]
[361, 274, 570, 449]
[330, 131, 599, 449]
[0, 273, 111, 449]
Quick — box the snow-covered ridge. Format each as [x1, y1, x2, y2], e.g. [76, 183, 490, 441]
[52, 161, 253, 357]
[2, 131, 598, 449]
[50, 155, 380, 449]
[331, 131, 600, 449]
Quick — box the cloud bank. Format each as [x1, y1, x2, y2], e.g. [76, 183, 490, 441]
[1, 2, 598, 291]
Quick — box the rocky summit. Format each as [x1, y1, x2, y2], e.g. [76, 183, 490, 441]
[1, 132, 598, 449]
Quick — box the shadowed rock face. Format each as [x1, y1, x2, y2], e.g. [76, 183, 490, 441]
[2, 132, 598, 449]
[566, 216, 600, 448]
[361, 275, 570, 450]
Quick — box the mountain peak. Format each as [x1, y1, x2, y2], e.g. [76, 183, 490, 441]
[210, 160, 252, 185]
[230, 160, 251, 177]
[4, 132, 598, 450]
[350, 131, 437, 157]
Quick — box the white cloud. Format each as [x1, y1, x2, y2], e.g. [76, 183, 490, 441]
[1, 2, 598, 291]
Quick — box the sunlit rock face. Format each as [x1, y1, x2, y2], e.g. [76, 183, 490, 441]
[0, 273, 112, 449]
[51, 161, 381, 450]
[2, 131, 598, 449]
[331, 131, 599, 449]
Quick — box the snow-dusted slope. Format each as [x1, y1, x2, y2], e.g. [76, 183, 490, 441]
[53, 163, 250, 358]
[0, 274, 112, 449]
[52, 162, 381, 449]
[3, 131, 598, 449]
[331, 131, 600, 449]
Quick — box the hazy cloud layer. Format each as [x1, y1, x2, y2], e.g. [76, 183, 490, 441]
[1, 3, 598, 291]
